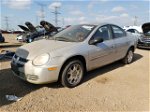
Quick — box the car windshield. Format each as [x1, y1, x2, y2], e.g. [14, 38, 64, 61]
[51, 25, 96, 42]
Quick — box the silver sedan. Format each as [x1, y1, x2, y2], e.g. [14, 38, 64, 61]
[11, 23, 137, 87]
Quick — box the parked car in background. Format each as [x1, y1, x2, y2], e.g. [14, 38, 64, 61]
[124, 27, 143, 43]
[24, 22, 46, 43]
[137, 22, 150, 49]
[11, 23, 137, 87]
[123, 26, 142, 33]
[0, 32, 5, 43]
[40, 20, 58, 36]
[16, 25, 30, 42]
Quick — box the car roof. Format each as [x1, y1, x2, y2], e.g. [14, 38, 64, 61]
[75, 23, 113, 27]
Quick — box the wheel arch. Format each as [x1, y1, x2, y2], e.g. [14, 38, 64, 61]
[58, 55, 87, 81]
[129, 45, 135, 52]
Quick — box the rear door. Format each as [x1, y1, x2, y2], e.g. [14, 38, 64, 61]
[88, 25, 116, 70]
[110, 25, 130, 60]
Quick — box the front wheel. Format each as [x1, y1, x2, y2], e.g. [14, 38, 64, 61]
[122, 49, 134, 64]
[61, 60, 84, 88]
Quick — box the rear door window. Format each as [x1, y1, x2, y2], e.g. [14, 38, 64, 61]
[112, 25, 126, 38]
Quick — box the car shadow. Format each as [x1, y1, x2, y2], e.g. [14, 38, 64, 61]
[83, 53, 143, 83]
[0, 58, 12, 62]
[0, 68, 61, 107]
[0, 53, 143, 107]
[137, 48, 150, 51]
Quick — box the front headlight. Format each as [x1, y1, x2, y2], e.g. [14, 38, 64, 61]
[33, 53, 50, 66]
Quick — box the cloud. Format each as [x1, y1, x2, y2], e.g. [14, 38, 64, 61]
[94, 14, 134, 26]
[70, 10, 83, 16]
[120, 13, 129, 17]
[88, 0, 107, 9]
[87, 1, 96, 9]
[48, 2, 62, 10]
[64, 16, 88, 25]
[2, 0, 31, 9]
[64, 18, 76, 24]
[36, 10, 45, 18]
[112, 6, 126, 13]
[130, 5, 138, 9]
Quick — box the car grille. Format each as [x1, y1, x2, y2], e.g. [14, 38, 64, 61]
[138, 42, 150, 46]
[13, 54, 28, 67]
[14, 54, 28, 62]
[11, 54, 29, 79]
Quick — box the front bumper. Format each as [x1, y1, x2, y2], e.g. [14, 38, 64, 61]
[11, 55, 60, 84]
[137, 41, 150, 49]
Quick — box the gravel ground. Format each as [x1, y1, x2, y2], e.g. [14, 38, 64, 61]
[0, 34, 149, 111]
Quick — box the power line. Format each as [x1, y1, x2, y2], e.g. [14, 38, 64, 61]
[51, 6, 61, 27]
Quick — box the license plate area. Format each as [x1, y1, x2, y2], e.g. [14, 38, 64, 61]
[11, 62, 26, 79]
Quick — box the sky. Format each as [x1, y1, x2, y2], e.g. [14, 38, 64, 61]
[0, 0, 150, 30]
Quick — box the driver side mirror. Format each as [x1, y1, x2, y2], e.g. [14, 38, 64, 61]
[89, 37, 103, 45]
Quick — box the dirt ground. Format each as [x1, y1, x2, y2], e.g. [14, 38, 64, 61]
[0, 34, 149, 112]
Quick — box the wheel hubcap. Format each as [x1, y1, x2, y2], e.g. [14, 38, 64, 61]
[66, 63, 82, 85]
[127, 50, 133, 63]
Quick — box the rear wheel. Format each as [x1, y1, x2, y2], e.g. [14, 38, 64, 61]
[61, 60, 84, 88]
[122, 49, 134, 64]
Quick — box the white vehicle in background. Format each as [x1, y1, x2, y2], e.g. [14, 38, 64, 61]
[123, 26, 143, 42]
[16, 25, 30, 42]
[123, 26, 143, 33]
[16, 34, 23, 41]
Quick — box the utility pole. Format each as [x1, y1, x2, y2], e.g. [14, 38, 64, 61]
[4, 16, 9, 31]
[52, 6, 61, 27]
[36, 2, 46, 21]
[134, 16, 138, 26]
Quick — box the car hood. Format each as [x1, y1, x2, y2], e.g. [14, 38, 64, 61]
[16, 39, 76, 60]
[18, 25, 30, 32]
[25, 22, 37, 32]
[40, 20, 58, 32]
[142, 22, 150, 34]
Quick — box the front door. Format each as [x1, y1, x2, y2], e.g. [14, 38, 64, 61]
[88, 25, 116, 70]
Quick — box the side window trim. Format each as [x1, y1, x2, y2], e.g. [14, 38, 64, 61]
[89, 24, 111, 42]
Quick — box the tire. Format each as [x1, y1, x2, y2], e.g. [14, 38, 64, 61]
[0, 37, 5, 43]
[61, 60, 84, 88]
[122, 49, 134, 64]
[2, 37, 5, 42]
